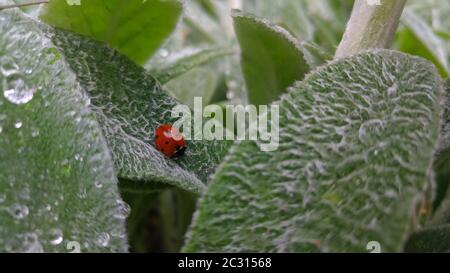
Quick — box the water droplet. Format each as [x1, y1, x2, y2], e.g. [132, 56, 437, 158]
[24, 68, 33, 75]
[0, 57, 20, 77]
[78, 187, 87, 199]
[31, 128, 39, 137]
[0, 126, 2, 134]
[96, 232, 110, 247]
[159, 49, 169, 58]
[45, 47, 61, 64]
[3, 75, 36, 105]
[114, 199, 131, 219]
[110, 229, 126, 239]
[74, 154, 83, 161]
[94, 181, 103, 189]
[22, 233, 43, 253]
[8, 203, 29, 219]
[49, 229, 63, 245]
[0, 193, 6, 203]
[14, 120, 22, 129]
[226, 90, 235, 100]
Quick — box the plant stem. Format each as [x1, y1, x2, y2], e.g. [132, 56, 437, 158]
[0, 0, 49, 11]
[335, 0, 407, 59]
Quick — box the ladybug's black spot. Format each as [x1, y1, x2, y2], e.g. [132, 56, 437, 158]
[165, 141, 169, 145]
[155, 135, 159, 139]
[161, 148, 165, 152]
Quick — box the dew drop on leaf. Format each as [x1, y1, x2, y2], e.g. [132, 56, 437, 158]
[22, 233, 43, 253]
[14, 120, 22, 129]
[159, 49, 169, 58]
[0, 56, 20, 77]
[31, 128, 40, 138]
[8, 203, 29, 219]
[3, 74, 36, 105]
[226, 91, 234, 100]
[0, 193, 6, 203]
[114, 199, 131, 220]
[94, 181, 103, 189]
[48, 228, 64, 245]
[77, 187, 87, 199]
[96, 232, 110, 247]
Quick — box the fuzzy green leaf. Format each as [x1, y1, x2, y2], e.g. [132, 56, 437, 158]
[184, 50, 443, 252]
[0, 10, 128, 252]
[49, 27, 229, 194]
[433, 78, 450, 209]
[301, 41, 332, 68]
[404, 200, 450, 252]
[404, 224, 450, 252]
[233, 10, 310, 105]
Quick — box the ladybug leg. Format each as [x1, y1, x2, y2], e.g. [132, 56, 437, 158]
[174, 145, 186, 157]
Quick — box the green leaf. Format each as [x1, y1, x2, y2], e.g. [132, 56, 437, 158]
[48, 26, 229, 195]
[184, 50, 444, 252]
[242, 0, 315, 42]
[407, 0, 450, 35]
[233, 10, 311, 105]
[310, 15, 343, 55]
[195, 0, 220, 21]
[11, 0, 44, 13]
[433, 78, 450, 210]
[183, 0, 226, 45]
[407, 119, 450, 253]
[398, 9, 449, 77]
[39, 0, 182, 65]
[242, 0, 351, 56]
[404, 200, 450, 252]
[404, 223, 450, 252]
[149, 47, 233, 85]
[301, 41, 332, 68]
[164, 67, 218, 109]
[0, 10, 127, 252]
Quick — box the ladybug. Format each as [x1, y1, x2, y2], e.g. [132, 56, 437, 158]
[154, 124, 186, 158]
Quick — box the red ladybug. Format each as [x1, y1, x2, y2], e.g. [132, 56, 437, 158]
[154, 124, 186, 158]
